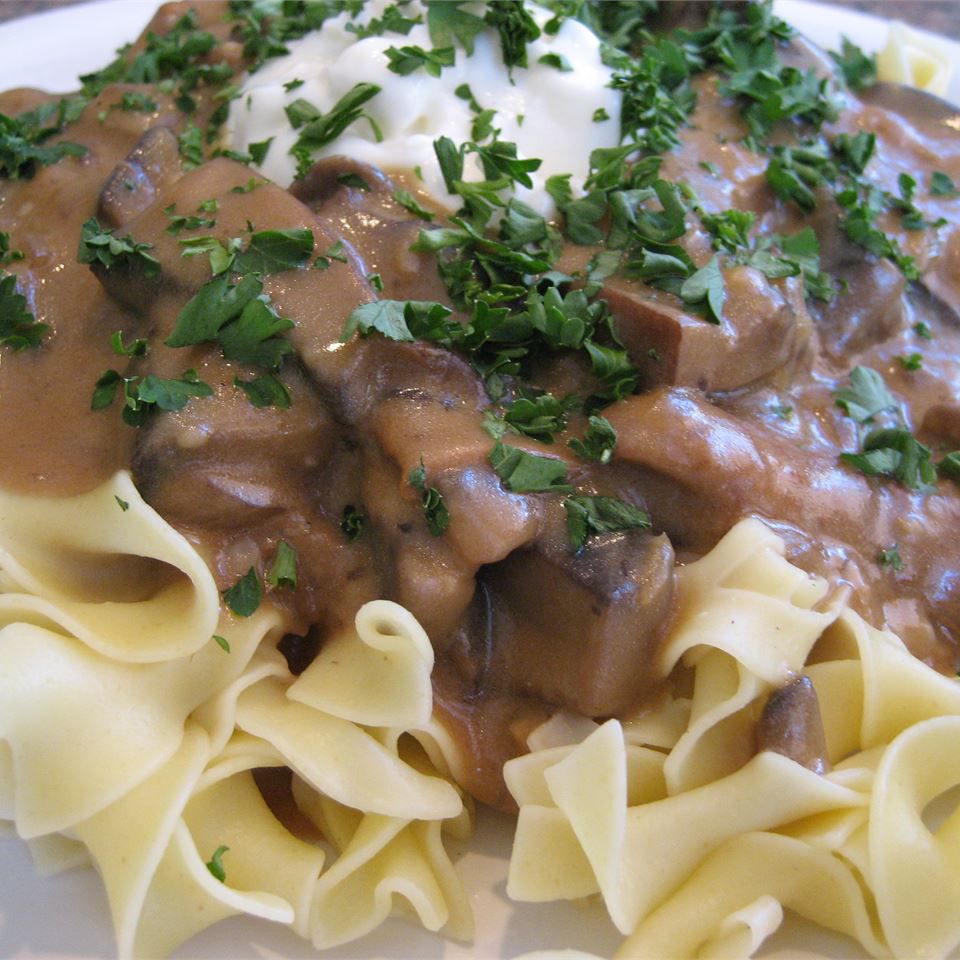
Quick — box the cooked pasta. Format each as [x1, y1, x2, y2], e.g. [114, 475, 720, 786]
[2, 0, 960, 957]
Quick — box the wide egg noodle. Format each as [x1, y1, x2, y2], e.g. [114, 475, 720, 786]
[614, 832, 886, 959]
[878, 22, 953, 96]
[287, 599, 434, 729]
[506, 520, 960, 957]
[869, 715, 960, 958]
[0, 471, 219, 662]
[234, 674, 462, 821]
[0, 467, 477, 955]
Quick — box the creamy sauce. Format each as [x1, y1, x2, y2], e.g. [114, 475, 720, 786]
[2, 1, 960, 807]
[227, 0, 620, 215]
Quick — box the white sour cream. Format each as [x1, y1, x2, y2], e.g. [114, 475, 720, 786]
[228, 1, 621, 215]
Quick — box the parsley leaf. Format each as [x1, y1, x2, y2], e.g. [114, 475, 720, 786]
[568, 415, 617, 463]
[833, 365, 897, 423]
[223, 568, 262, 617]
[680, 256, 725, 323]
[877, 544, 904, 571]
[392, 188, 435, 221]
[489, 441, 572, 493]
[232, 228, 315, 275]
[77, 218, 160, 278]
[205, 845, 229, 883]
[427, 1, 485, 54]
[233, 373, 292, 409]
[564, 495, 651, 551]
[485, 1, 541, 73]
[0, 273, 47, 350]
[385, 44, 455, 77]
[408, 460, 450, 535]
[110, 330, 149, 357]
[841, 428, 936, 492]
[287, 83, 382, 178]
[931, 171, 960, 198]
[167, 274, 293, 371]
[340, 299, 455, 343]
[266, 540, 298, 590]
[829, 36, 877, 91]
[502, 390, 570, 442]
[341, 504, 366, 542]
[91, 368, 213, 426]
[0, 101, 87, 179]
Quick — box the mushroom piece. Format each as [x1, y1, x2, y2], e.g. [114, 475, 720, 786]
[480, 529, 677, 717]
[757, 675, 830, 774]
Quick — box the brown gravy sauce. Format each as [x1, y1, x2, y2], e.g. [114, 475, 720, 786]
[3, 3, 960, 808]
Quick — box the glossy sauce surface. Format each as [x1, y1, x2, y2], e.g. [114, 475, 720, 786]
[2, 2, 960, 807]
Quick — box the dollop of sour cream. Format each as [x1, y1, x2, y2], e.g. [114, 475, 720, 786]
[228, 0, 621, 215]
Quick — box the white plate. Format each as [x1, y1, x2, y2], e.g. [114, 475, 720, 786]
[1, 3, 959, 959]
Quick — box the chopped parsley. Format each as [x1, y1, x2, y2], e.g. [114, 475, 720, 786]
[91, 369, 213, 427]
[841, 428, 937, 493]
[341, 504, 367, 542]
[233, 373, 292, 409]
[384, 44, 455, 77]
[568, 415, 617, 464]
[205, 845, 230, 882]
[0, 273, 47, 350]
[212, 634, 231, 653]
[408, 460, 450, 535]
[877, 544, 904, 572]
[287, 83, 382, 178]
[77, 219, 160, 278]
[223, 568, 262, 617]
[484, 1, 541, 73]
[564, 495, 651, 551]
[489, 441, 572, 493]
[0, 99, 87, 179]
[231, 228, 315, 275]
[166, 273, 294, 371]
[833, 365, 897, 424]
[110, 330, 149, 357]
[266, 540, 298, 590]
[829, 36, 877, 91]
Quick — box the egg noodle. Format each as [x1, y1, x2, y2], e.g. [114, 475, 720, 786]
[2, 3, 960, 959]
[3, 475, 960, 957]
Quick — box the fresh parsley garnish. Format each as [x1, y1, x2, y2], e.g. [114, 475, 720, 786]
[0, 273, 47, 350]
[427, 2, 485, 54]
[834, 365, 897, 423]
[877, 544, 904, 571]
[205, 845, 230, 882]
[91, 368, 213, 426]
[77, 218, 160, 278]
[829, 36, 877, 91]
[841, 428, 937, 492]
[233, 374, 292, 409]
[564, 495, 651, 551]
[341, 504, 366, 542]
[568, 415, 617, 463]
[223, 568, 262, 617]
[408, 460, 450, 536]
[166, 274, 294, 371]
[231, 228, 314, 275]
[384, 44, 455, 77]
[489, 441, 572, 493]
[0, 100, 87, 179]
[266, 540, 298, 590]
[110, 330, 149, 357]
[484, 1, 541, 73]
[287, 83, 382, 178]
